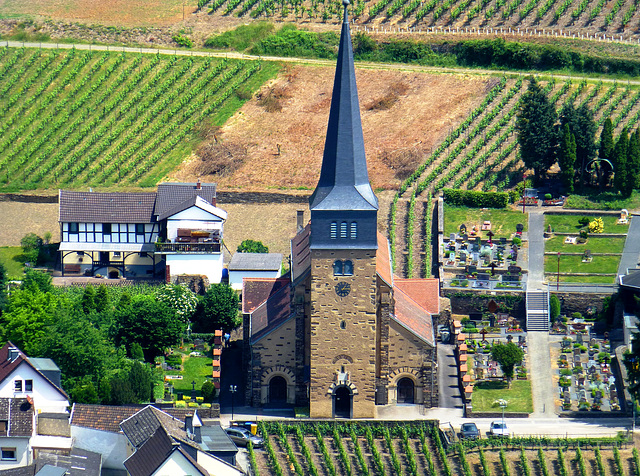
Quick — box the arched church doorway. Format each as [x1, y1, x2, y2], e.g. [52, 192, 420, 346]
[334, 386, 351, 418]
[268, 376, 287, 404]
[397, 377, 415, 404]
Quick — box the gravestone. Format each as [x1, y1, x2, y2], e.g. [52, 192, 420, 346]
[516, 223, 524, 233]
[460, 224, 467, 234]
[508, 265, 521, 274]
[576, 333, 583, 344]
[500, 237, 507, 245]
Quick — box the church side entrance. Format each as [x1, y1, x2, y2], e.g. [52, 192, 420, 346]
[333, 386, 352, 418]
[397, 377, 415, 404]
[269, 376, 287, 404]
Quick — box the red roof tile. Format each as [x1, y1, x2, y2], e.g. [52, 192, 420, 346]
[391, 286, 434, 346]
[376, 232, 392, 287]
[242, 278, 290, 314]
[394, 278, 440, 315]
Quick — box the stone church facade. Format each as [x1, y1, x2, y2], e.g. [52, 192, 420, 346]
[242, 2, 439, 418]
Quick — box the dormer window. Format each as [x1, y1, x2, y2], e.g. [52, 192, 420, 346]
[350, 222, 357, 239]
[330, 222, 337, 239]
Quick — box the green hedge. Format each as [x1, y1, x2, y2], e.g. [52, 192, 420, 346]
[443, 188, 509, 208]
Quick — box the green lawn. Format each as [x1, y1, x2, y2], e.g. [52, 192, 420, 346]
[564, 190, 640, 211]
[165, 351, 213, 396]
[545, 214, 630, 233]
[546, 274, 616, 283]
[471, 380, 533, 413]
[444, 205, 527, 240]
[544, 236, 626, 253]
[544, 254, 620, 274]
[0, 246, 24, 279]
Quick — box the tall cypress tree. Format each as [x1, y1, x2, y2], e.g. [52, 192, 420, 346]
[628, 129, 640, 196]
[599, 117, 615, 188]
[516, 78, 559, 184]
[614, 128, 630, 196]
[558, 123, 576, 193]
[574, 104, 597, 184]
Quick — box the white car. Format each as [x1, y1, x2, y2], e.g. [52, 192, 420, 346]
[489, 421, 510, 437]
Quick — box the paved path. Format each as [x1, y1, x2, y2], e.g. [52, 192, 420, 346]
[527, 208, 545, 289]
[527, 332, 557, 417]
[618, 216, 640, 275]
[437, 343, 465, 411]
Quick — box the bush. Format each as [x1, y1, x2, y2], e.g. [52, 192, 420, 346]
[513, 237, 522, 246]
[589, 217, 604, 233]
[579, 228, 588, 239]
[550, 294, 561, 320]
[443, 188, 509, 208]
[172, 34, 193, 48]
[579, 216, 591, 226]
[201, 381, 216, 402]
[545, 193, 552, 200]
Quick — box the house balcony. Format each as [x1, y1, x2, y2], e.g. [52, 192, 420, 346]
[155, 242, 221, 254]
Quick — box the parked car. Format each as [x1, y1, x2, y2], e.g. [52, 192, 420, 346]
[460, 422, 480, 439]
[225, 427, 264, 448]
[489, 421, 509, 437]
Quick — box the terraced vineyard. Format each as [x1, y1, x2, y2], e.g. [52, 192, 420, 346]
[0, 47, 277, 191]
[390, 75, 640, 278]
[252, 421, 637, 476]
[199, 0, 640, 39]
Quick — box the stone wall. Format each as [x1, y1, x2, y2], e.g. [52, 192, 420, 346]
[444, 291, 525, 319]
[553, 292, 610, 316]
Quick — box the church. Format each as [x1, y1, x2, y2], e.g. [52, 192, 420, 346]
[242, 1, 439, 418]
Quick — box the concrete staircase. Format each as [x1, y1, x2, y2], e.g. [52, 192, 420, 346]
[526, 290, 549, 331]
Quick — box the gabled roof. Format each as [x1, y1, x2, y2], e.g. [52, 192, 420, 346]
[249, 281, 292, 343]
[124, 428, 207, 476]
[155, 182, 217, 219]
[291, 223, 311, 283]
[621, 269, 640, 290]
[158, 195, 227, 222]
[242, 278, 291, 314]
[0, 343, 68, 400]
[391, 285, 435, 347]
[59, 190, 157, 224]
[70, 404, 194, 433]
[35, 448, 102, 476]
[308, 3, 377, 213]
[0, 398, 34, 437]
[394, 278, 440, 315]
[376, 232, 393, 287]
[229, 253, 282, 272]
[120, 406, 191, 449]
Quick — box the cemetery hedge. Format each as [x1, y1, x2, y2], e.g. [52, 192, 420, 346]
[443, 188, 510, 208]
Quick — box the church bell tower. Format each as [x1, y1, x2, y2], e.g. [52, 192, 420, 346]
[308, 0, 379, 419]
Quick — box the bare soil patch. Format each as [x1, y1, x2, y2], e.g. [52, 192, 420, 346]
[0, 202, 59, 247]
[172, 64, 490, 192]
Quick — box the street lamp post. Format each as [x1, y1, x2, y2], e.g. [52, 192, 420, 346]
[499, 400, 507, 429]
[557, 252, 561, 291]
[229, 385, 237, 421]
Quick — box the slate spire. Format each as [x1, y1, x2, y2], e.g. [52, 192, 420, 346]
[309, 0, 378, 212]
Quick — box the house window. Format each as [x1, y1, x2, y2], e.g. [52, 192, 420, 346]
[135, 224, 145, 235]
[103, 223, 112, 235]
[25, 380, 32, 392]
[68, 223, 79, 234]
[330, 222, 337, 239]
[1, 448, 16, 461]
[113, 252, 121, 259]
[333, 260, 343, 276]
[13, 380, 21, 392]
[340, 222, 348, 239]
[350, 222, 357, 239]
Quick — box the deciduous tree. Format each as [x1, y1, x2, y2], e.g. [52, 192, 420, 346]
[237, 239, 269, 253]
[194, 284, 240, 333]
[490, 342, 524, 388]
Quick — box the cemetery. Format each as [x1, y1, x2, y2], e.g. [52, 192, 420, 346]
[553, 332, 621, 413]
[442, 219, 526, 291]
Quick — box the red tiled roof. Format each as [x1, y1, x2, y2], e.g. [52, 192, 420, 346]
[376, 232, 392, 287]
[394, 278, 440, 314]
[391, 286, 434, 346]
[70, 404, 195, 433]
[242, 278, 290, 314]
[250, 282, 292, 342]
[291, 224, 311, 283]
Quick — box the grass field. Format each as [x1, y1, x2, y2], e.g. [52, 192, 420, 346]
[545, 214, 630, 234]
[544, 254, 620, 274]
[165, 350, 213, 395]
[444, 205, 527, 240]
[547, 274, 616, 283]
[471, 380, 533, 413]
[0, 246, 23, 279]
[544, 236, 626, 253]
[0, 47, 278, 191]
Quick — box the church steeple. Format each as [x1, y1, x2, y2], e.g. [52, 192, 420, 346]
[309, 0, 378, 250]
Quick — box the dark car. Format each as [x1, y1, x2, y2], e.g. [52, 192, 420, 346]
[460, 422, 480, 439]
[225, 426, 264, 448]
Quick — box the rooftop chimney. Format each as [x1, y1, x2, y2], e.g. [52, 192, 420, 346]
[196, 180, 201, 190]
[296, 210, 304, 232]
[184, 414, 193, 435]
